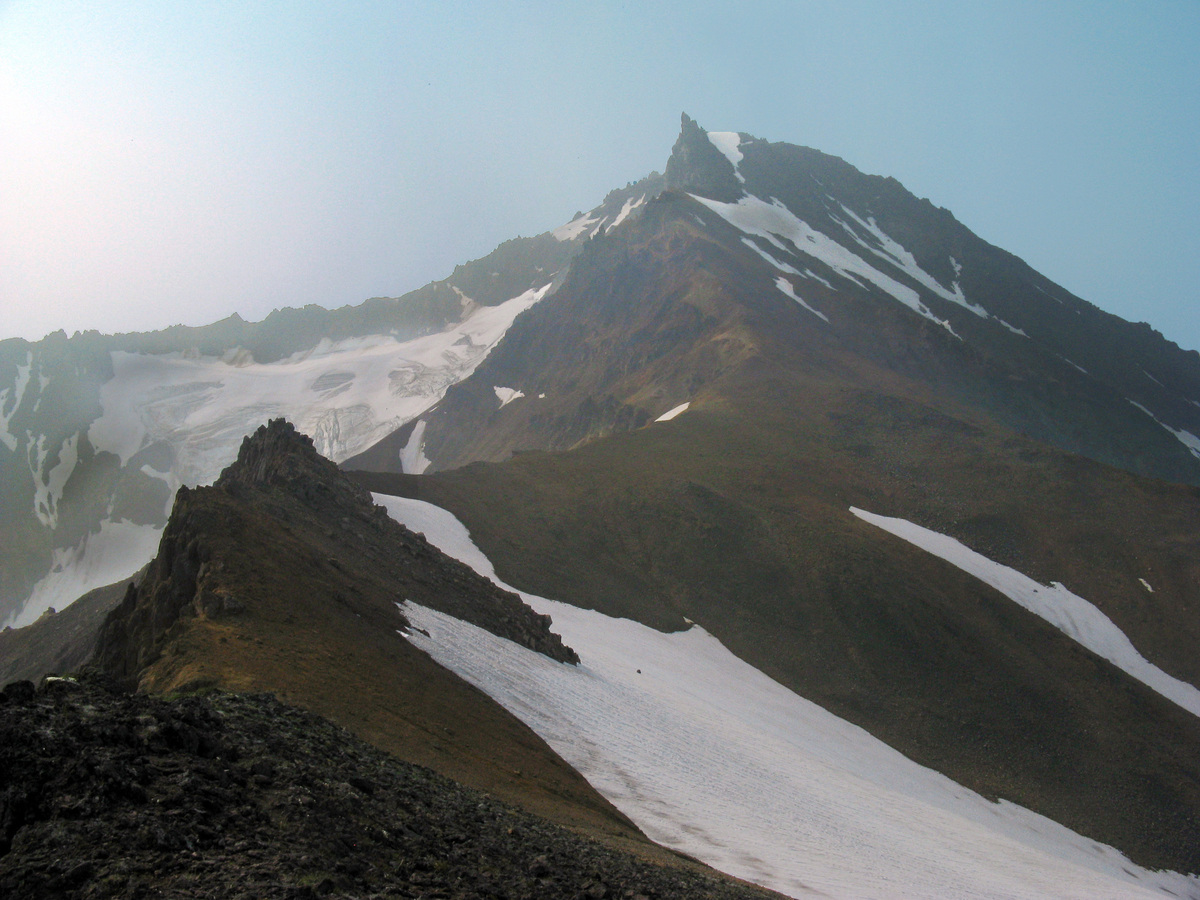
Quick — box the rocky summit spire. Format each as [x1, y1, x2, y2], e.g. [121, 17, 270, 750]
[663, 112, 743, 201]
[214, 417, 374, 514]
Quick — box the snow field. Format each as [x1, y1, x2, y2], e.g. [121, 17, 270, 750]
[851, 507, 1200, 719]
[88, 284, 551, 486]
[15, 285, 552, 625]
[375, 494, 1199, 900]
[8, 519, 162, 628]
[692, 193, 958, 336]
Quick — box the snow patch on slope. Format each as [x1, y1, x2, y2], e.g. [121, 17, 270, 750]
[693, 194, 959, 337]
[605, 194, 646, 232]
[376, 495, 1198, 900]
[1128, 401, 1200, 460]
[707, 131, 746, 184]
[740, 237, 801, 274]
[31, 433, 79, 528]
[8, 519, 161, 628]
[654, 402, 690, 423]
[553, 212, 600, 242]
[399, 419, 431, 475]
[775, 277, 829, 322]
[493, 386, 524, 408]
[834, 205, 987, 318]
[0, 352, 33, 451]
[851, 507, 1200, 719]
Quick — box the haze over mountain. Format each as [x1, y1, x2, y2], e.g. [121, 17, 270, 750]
[2, 116, 1199, 898]
[4, 4, 1198, 354]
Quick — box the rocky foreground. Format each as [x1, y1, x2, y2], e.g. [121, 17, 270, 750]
[0, 673, 778, 900]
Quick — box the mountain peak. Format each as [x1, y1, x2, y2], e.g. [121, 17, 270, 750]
[664, 113, 743, 201]
[216, 418, 354, 499]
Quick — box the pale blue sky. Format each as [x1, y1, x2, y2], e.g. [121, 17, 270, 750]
[2, 1, 1198, 350]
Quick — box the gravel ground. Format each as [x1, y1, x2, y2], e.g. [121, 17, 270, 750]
[0, 672, 781, 900]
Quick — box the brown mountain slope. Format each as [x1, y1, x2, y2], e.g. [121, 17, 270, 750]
[340, 193, 1200, 872]
[416, 381, 1200, 874]
[0, 577, 131, 685]
[89, 421, 657, 856]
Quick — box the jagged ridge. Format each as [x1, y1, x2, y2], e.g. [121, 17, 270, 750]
[96, 419, 577, 687]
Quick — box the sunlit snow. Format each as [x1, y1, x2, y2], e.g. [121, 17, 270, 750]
[692, 193, 959, 336]
[851, 507, 1200, 719]
[775, 277, 829, 322]
[493, 386, 524, 408]
[375, 495, 1199, 900]
[654, 402, 690, 422]
[707, 131, 746, 184]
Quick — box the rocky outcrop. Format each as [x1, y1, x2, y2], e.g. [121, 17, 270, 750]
[664, 113, 743, 202]
[0, 673, 777, 899]
[95, 418, 577, 689]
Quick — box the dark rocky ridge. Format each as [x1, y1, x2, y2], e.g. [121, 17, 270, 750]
[0, 672, 779, 900]
[96, 418, 577, 685]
